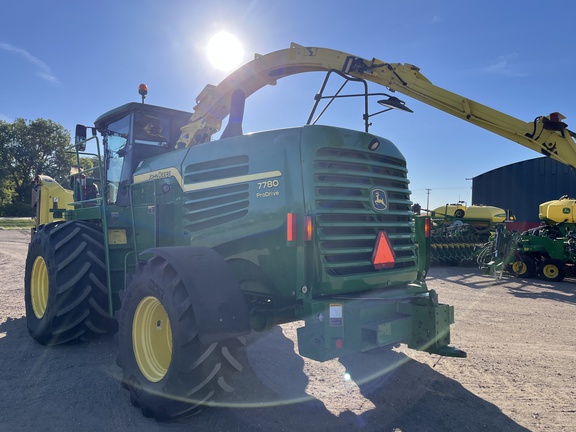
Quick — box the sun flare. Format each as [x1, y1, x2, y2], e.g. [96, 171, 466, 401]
[206, 32, 244, 72]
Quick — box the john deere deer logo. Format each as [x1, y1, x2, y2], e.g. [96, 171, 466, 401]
[371, 188, 388, 212]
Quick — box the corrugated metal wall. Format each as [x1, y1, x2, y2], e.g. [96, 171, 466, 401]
[472, 157, 576, 229]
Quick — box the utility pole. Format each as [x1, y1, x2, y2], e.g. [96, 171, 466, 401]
[425, 188, 431, 215]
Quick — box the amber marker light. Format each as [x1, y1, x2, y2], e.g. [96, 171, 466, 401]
[304, 215, 313, 241]
[425, 217, 431, 238]
[138, 84, 148, 103]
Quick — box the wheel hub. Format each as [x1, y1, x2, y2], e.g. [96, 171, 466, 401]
[133, 296, 173, 382]
[31, 256, 49, 319]
[542, 264, 558, 278]
[512, 261, 526, 274]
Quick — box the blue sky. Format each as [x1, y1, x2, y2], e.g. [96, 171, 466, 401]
[1, 0, 574, 209]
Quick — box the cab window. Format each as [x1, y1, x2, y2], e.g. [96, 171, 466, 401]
[106, 116, 130, 204]
[134, 113, 170, 147]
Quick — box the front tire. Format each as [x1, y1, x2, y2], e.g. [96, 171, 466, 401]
[116, 256, 245, 421]
[24, 221, 116, 345]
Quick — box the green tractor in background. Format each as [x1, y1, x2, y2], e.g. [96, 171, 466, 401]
[509, 197, 576, 282]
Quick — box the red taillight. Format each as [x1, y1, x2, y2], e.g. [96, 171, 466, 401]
[304, 215, 313, 241]
[287, 213, 296, 242]
[424, 217, 431, 238]
[372, 231, 396, 269]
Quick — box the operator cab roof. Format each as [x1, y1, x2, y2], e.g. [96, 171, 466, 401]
[94, 102, 193, 132]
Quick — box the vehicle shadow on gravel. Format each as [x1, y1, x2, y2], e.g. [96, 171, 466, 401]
[337, 350, 530, 432]
[506, 280, 576, 305]
[0, 317, 529, 432]
[208, 326, 530, 432]
[426, 267, 576, 296]
[427, 266, 576, 305]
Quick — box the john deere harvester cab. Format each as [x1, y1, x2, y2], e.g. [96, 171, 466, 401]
[92, 102, 193, 207]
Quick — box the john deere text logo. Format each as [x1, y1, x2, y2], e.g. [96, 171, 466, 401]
[371, 188, 388, 212]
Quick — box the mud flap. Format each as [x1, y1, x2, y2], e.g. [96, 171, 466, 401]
[141, 246, 251, 344]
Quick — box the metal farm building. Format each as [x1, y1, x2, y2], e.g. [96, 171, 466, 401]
[472, 157, 576, 231]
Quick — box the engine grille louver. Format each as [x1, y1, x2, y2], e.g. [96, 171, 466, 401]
[313, 148, 416, 276]
[183, 155, 250, 232]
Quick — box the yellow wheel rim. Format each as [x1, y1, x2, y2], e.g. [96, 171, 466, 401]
[512, 261, 526, 274]
[133, 296, 172, 382]
[542, 264, 558, 278]
[31, 256, 49, 319]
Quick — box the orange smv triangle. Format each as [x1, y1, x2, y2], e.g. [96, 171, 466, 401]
[372, 231, 396, 269]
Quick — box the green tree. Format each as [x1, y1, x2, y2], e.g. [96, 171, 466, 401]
[0, 118, 74, 216]
[0, 122, 17, 210]
[78, 155, 101, 176]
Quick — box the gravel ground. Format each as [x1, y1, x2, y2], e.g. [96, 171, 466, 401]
[0, 229, 574, 431]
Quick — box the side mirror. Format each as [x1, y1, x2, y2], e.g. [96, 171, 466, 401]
[75, 124, 87, 151]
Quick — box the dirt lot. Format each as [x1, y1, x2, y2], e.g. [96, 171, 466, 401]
[1, 229, 574, 431]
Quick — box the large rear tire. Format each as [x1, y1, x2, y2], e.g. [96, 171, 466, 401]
[24, 221, 116, 345]
[116, 256, 245, 421]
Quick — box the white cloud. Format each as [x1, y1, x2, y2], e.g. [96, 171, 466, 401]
[0, 42, 61, 85]
[482, 53, 526, 77]
[431, 15, 442, 24]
